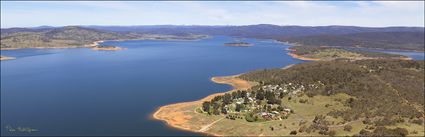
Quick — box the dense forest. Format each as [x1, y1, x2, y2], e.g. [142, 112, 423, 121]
[240, 59, 424, 135]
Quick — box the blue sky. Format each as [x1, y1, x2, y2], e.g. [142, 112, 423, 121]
[1, 1, 424, 28]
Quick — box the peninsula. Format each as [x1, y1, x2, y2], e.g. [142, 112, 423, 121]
[153, 59, 424, 136]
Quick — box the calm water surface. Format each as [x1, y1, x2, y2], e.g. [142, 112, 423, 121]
[1, 36, 423, 136]
[1, 36, 304, 136]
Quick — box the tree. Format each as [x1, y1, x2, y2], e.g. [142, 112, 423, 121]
[223, 93, 232, 105]
[202, 101, 211, 112]
[221, 107, 227, 114]
[279, 92, 285, 98]
[242, 90, 248, 98]
[290, 130, 297, 135]
[265, 91, 274, 101]
[211, 96, 221, 103]
[244, 97, 249, 104]
[245, 113, 256, 122]
[277, 105, 284, 111]
[212, 102, 220, 115]
[236, 104, 244, 112]
[256, 91, 265, 100]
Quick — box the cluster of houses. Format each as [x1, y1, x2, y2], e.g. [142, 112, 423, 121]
[258, 108, 291, 120]
[261, 83, 306, 96]
[207, 82, 326, 122]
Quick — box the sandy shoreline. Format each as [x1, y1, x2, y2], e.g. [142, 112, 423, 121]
[285, 47, 322, 61]
[152, 75, 256, 136]
[286, 52, 321, 61]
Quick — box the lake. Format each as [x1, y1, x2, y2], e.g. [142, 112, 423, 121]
[0, 36, 423, 136]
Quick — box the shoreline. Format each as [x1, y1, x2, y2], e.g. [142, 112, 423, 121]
[91, 46, 124, 51]
[286, 52, 321, 61]
[285, 47, 321, 61]
[152, 75, 257, 136]
[152, 44, 417, 135]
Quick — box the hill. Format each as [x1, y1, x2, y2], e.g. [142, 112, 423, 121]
[0, 26, 134, 49]
[2, 25, 423, 51]
[88, 24, 423, 39]
[154, 59, 424, 136]
[88, 25, 424, 51]
[240, 59, 424, 135]
[0, 26, 207, 49]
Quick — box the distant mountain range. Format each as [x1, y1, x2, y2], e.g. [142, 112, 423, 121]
[1, 24, 424, 51]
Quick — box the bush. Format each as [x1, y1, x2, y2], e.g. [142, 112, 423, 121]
[245, 113, 256, 122]
[290, 130, 297, 135]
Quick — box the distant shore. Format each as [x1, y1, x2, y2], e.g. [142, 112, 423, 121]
[0, 40, 104, 51]
[285, 47, 413, 61]
[0, 35, 209, 51]
[91, 45, 124, 51]
[152, 74, 256, 136]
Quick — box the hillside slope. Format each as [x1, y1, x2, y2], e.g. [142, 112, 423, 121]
[0, 26, 135, 49]
[0, 26, 207, 49]
[241, 59, 424, 122]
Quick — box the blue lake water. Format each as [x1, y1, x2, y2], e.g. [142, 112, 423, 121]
[1, 36, 423, 136]
[1, 36, 304, 136]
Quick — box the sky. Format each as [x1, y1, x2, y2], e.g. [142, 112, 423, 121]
[1, 1, 424, 28]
